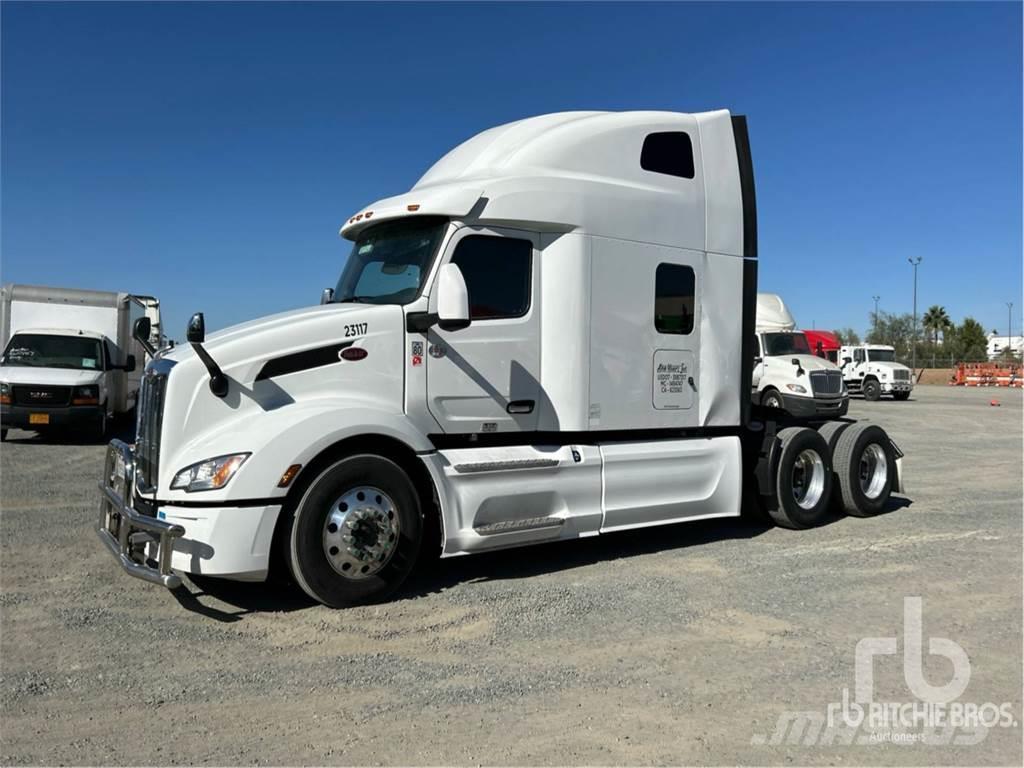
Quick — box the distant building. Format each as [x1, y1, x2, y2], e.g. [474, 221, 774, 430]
[987, 333, 1023, 359]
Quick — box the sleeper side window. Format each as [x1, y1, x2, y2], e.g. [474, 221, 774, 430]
[641, 132, 695, 179]
[450, 235, 532, 320]
[654, 263, 696, 335]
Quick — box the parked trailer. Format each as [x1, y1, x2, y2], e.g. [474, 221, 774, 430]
[96, 110, 905, 607]
[1, 284, 163, 440]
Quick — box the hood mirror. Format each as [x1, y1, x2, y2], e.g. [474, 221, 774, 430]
[320, 288, 334, 305]
[187, 312, 206, 343]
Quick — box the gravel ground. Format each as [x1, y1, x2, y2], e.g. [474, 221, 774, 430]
[1, 386, 1021, 765]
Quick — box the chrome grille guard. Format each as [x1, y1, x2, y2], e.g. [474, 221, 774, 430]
[96, 439, 184, 589]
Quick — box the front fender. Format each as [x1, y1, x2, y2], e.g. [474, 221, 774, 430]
[158, 399, 433, 503]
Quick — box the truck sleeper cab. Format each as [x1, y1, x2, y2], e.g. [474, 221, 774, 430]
[97, 111, 904, 607]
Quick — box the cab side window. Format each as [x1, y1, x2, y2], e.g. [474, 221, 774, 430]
[854, 349, 865, 364]
[450, 236, 532, 320]
[654, 263, 695, 334]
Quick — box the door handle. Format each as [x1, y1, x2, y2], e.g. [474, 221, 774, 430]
[507, 400, 535, 414]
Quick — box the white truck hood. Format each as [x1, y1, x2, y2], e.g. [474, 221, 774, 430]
[0, 366, 104, 387]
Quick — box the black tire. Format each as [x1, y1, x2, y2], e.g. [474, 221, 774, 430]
[0, 428, 7, 442]
[761, 388, 784, 410]
[833, 423, 895, 517]
[286, 454, 423, 608]
[765, 427, 834, 529]
[862, 379, 881, 401]
[893, 391, 911, 401]
[816, 421, 851, 456]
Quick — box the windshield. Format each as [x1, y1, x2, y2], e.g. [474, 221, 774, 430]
[1, 334, 104, 370]
[868, 348, 897, 362]
[762, 332, 811, 357]
[334, 217, 448, 305]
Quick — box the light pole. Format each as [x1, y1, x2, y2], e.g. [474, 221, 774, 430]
[872, 295, 880, 338]
[1008, 302, 1014, 360]
[908, 257, 922, 373]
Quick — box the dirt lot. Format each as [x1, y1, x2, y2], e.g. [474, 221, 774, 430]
[1, 386, 1021, 765]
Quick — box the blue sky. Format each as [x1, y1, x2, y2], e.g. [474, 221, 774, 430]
[2, 1, 1021, 339]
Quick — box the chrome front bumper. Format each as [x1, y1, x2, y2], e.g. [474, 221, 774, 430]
[96, 439, 184, 589]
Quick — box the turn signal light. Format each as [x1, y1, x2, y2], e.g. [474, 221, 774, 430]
[278, 464, 302, 488]
[407, 204, 420, 211]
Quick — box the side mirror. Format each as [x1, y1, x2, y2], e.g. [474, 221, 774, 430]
[123, 354, 137, 373]
[133, 317, 151, 345]
[132, 317, 156, 357]
[843, 357, 853, 365]
[187, 312, 206, 344]
[320, 288, 334, 305]
[436, 263, 471, 332]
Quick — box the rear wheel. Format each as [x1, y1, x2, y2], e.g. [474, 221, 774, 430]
[832, 423, 895, 517]
[893, 391, 911, 401]
[862, 379, 881, 401]
[765, 427, 833, 529]
[286, 454, 423, 608]
[761, 388, 784, 410]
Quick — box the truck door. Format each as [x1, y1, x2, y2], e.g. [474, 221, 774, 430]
[425, 226, 541, 433]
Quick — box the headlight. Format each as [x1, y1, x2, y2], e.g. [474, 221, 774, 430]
[171, 453, 250, 492]
[0, 383, 10, 405]
[786, 383, 807, 393]
[72, 385, 99, 405]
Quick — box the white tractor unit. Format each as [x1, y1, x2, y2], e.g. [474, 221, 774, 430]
[1, 284, 163, 440]
[752, 293, 848, 418]
[97, 110, 906, 608]
[839, 344, 914, 400]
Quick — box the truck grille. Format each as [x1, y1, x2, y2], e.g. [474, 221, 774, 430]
[134, 368, 168, 492]
[13, 385, 71, 407]
[809, 370, 843, 396]
[893, 369, 911, 381]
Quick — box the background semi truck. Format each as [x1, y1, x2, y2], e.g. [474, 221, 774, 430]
[96, 110, 905, 608]
[0, 284, 163, 440]
[803, 329, 841, 364]
[752, 293, 848, 417]
[839, 343, 914, 400]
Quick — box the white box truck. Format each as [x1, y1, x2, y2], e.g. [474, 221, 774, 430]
[1, 284, 162, 440]
[752, 293, 848, 417]
[839, 344, 914, 400]
[97, 111, 905, 607]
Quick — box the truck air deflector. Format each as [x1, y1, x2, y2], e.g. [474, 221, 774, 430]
[254, 341, 355, 381]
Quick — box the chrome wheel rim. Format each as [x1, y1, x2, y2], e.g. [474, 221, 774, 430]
[792, 449, 826, 510]
[859, 443, 888, 499]
[322, 486, 400, 579]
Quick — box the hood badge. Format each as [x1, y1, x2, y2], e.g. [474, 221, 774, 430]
[340, 347, 368, 362]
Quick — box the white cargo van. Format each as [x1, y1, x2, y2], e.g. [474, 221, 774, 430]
[97, 111, 905, 607]
[752, 293, 848, 417]
[1, 284, 162, 440]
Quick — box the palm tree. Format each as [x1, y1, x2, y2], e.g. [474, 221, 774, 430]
[922, 305, 952, 366]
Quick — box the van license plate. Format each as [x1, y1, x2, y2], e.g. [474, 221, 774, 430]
[29, 413, 49, 425]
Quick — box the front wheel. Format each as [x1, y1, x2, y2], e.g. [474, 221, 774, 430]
[761, 388, 784, 410]
[286, 454, 423, 608]
[862, 379, 881, 401]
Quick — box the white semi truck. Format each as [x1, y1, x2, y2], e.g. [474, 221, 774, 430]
[839, 344, 914, 400]
[1, 284, 163, 440]
[752, 293, 848, 418]
[97, 110, 905, 607]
